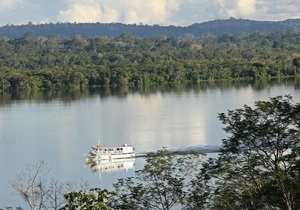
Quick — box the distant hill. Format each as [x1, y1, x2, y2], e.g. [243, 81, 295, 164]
[1, 18, 300, 39]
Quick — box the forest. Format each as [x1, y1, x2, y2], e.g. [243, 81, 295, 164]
[1, 18, 300, 39]
[1, 29, 300, 92]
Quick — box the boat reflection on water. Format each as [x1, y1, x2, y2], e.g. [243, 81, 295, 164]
[85, 158, 135, 174]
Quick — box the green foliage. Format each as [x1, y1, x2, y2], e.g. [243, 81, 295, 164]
[1, 30, 300, 92]
[200, 95, 300, 210]
[112, 149, 205, 210]
[62, 188, 114, 210]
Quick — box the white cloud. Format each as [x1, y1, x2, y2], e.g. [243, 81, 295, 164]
[58, 2, 103, 23]
[124, 10, 139, 24]
[255, 0, 300, 21]
[0, 0, 23, 10]
[209, 0, 256, 18]
[58, 0, 181, 25]
[207, 0, 300, 21]
[123, 0, 179, 24]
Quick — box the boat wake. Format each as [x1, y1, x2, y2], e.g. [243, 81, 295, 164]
[84, 145, 222, 174]
[136, 145, 222, 157]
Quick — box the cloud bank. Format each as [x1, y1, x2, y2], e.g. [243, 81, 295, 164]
[210, 0, 256, 18]
[207, 0, 300, 21]
[58, 0, 181, 25]
[1, 0, 300, 26]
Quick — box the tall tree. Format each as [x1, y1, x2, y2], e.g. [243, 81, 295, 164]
[112, 149, 204, 210]
[201, 95, 300, 209]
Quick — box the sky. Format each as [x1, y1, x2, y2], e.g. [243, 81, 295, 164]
[1, 0, 300, 27]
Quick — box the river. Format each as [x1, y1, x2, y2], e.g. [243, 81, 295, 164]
[0, 79, 299, 208]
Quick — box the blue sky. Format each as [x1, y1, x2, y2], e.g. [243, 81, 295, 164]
[1, 0, 300, 27]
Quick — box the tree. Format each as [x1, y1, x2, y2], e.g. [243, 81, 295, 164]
[10, 161, 50, 210]
[0, 69, 11, 92]
[112, 149, 204, 210]
[292, 57, 300, 68]
[9, 161, 88, 210]
[202, 95, 300, 209]
[62, 188, 114, 210]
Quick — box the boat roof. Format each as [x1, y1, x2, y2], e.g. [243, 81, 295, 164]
[93, 144, 133, 149]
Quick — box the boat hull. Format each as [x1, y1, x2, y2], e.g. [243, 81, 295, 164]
[84, 153, 135, 161]
[84, 143, 135, 162]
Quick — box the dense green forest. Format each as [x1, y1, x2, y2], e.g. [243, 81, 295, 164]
[1, 29, 300, 92]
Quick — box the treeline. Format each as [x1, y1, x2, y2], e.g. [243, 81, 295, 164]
[1, 29, 300, 92]
[1, 18, 300, 39]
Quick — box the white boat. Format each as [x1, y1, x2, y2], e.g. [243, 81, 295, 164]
[84, 141, 135, 161]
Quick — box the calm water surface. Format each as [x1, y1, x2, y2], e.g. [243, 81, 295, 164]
[0, 79, 300, 207]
